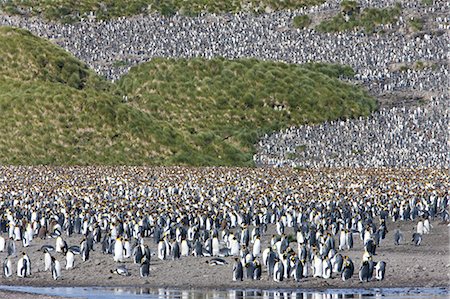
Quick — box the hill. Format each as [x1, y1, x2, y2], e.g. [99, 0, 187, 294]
[0, 27, 376, 166]
[1, 0, 325, 22]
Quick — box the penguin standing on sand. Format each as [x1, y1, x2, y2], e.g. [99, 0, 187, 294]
[267, 248, 277, 279]
[180, 239, 190, 257]
[80, 238, 90, 262]
[66, 249, 75, 270]
[172, 241, 180, 260]
[359, 261, 370, 282]
[44, 248, 52, 271]
[232, 257, 243, 281]
[341, 256, 354, 281]
[412, 233, 422, 246]
[140, 257, 150, 277]
[273, 260, 284, 282]
[51, 256, 62, 280]
[3, 256, 12, 277]
[17, 252, 28, 278]
[114, 237, 124, 262]
[7, 238, 16, 257]
[394, 229, 403, 245]
[253, 235, 261, 257]
[253, 260, 262, 280]
[157, 239, 166, 260]
[245, 261, 254, 280]
[293, 259, 304, 282]
[375, 261, 386, 280]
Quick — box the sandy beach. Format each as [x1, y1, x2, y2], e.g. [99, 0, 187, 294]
[0, 219, 448, 291]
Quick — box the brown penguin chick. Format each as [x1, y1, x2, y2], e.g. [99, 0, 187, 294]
[38, 226, 47, 239]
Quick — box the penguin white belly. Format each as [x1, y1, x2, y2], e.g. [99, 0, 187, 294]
[313, 258, 323, 278]
[252, 240, 261, 257]
[114, 242, 124, 262]
[66, 251, 75, 270]
[44, 253, 52, 271]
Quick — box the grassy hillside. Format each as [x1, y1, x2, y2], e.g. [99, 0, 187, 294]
[0, 27, 376, 166]
[316, 2, 402, 33]
[1, 0, 325, 22]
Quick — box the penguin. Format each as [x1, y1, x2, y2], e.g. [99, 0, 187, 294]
[423, 218, 432, 234]
[252, 235, 261, 257]
[245, 261, 255, 280]
[331, 253, 343, 273]
[193, 240, 203, 257]
[123, 238, 132, 259]
[114, 237, 124, 262]
[6, 238, 16, 257]
[44, 248, 52, 271]
[232, 257, 243, 281]
[56, 236, 67, 254]
[17, 253, 28, 278]
[140, 257, 150, 277]
[230, 236, 240, 256]
[133, 244, 144, 264]
[157, 239, 166, 260]
[207, 258, 228, 266]
[180, 239, 190, 257]
[172, 241, 181, 260]
[412, 233, 422, 246]
[262, 246, 270, 266]
[293, 259, 304, 282]
[66, 250, 75, 270]
[267, 247, 277, 279]
[394, 229, 403, 245]
[417, 220, 424, 235]
[111, 265, 131, 276]
[346, 230, 353, 249]
[80, 238, 90, 262]
[3, 256, 12, 277]
[359, 261, 370, 282]
[253, 260, 262, 280]
[273, 260, 284, 282]
[374, 261, 386, 281]
[212, 236, 220, 256]
[322, 257, 332, 279]
[341, 257, 354, 281]
[51, 256, 62, 280]
[312, 255, 323, 278]
[0, 235, 5, 252]
[339, 229, 347, 250]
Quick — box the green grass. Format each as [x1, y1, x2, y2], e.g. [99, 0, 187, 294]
[1, 0, 326, 22]
[316, 2, 401, 33]
[408, 17, 424, 32]
[293, 15, 312, 29]
[0, 27, 376, 166]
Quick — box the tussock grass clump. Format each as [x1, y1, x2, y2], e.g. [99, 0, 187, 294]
[0, 27, 376, 166]
[293, 15, 312, 29]
[316, 2, 401, 33]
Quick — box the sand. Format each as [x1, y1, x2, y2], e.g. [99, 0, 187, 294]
[0, 218, 448, 291]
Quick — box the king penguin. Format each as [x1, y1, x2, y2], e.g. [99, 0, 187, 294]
[66, 249, 75, 270]
[273, 260, 284, 282]
[359, 261, 370, 282]
[140, 256, 150, 277]
[114, 237, 124, 262]
[17, 252, 28, 278]
[232, 257, 243, 281]
[51, 256, 62, 280]
[374, 261, 386, 280]
[44, 248, 52, 271]
[3, 256, 12, 277]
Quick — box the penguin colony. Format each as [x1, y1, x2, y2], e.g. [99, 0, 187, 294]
[0, 167, 447, 285]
